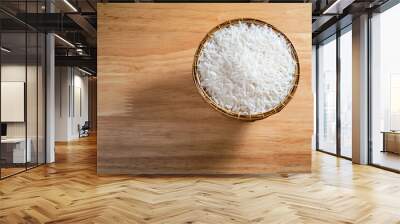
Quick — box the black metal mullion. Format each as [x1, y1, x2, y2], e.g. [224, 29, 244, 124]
[44, 34, 47, 164]
[36, 0, 39, 167]
[367, 10, 373, 165]
[44, 0, 48, 164]
[374, 0, 400, 13]
[317, 149, 352, 161]
[316, 44, 320, 151]
[316, 0, 321, 12]
[25, 0, 28, 171]
[336, 28, 341, 157]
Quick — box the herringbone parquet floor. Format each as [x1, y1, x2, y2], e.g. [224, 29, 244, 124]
[1, 135, 400, 224]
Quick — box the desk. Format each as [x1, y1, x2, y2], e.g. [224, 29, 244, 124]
[1, 138, 31, 163]
[382, 131, 400, 154]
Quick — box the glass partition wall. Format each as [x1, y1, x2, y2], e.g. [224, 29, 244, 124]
[0, 2, 46, 179]
[316, 26, 352, 159]
[370, 3, 400, 171]
[339, 27, 352, 159]
[317, 35, 337, 155]
[0, 30, 27, 177]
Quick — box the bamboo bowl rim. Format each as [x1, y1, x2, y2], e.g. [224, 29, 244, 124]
[192, 18, 300, 121]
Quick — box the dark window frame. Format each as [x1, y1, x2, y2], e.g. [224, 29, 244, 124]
[315, 23, 353, 161]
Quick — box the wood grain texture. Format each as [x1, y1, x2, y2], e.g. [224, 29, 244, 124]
[2, 136, 400, 223]
[97, 3, 312, 175]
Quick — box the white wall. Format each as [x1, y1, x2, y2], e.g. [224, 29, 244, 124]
[71, 73, 89, 138]
[55, 67, 89, 141]
[1, 65, 26, 140]
[1, 63, 47, 164]
[55, 67, 70, 141]
[1, 65, 37, 138]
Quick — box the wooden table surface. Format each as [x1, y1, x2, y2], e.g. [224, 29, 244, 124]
[97, 3, 312, 175]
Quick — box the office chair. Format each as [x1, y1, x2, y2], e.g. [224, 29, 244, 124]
[79, 121, 90, 138]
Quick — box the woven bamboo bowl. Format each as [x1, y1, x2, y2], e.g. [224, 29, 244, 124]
[192, 18, 300, 121]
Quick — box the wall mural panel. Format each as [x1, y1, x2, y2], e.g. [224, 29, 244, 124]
[97, 3, 312, 174]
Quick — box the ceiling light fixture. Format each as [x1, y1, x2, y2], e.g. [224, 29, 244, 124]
[322, 0, 355, 15]
[63, 0, 78, 12]
[76, 48, 85, 55]
[78, 67, 93, 76]
[1, 47, 11, 53]
[54, 34, 75, 48]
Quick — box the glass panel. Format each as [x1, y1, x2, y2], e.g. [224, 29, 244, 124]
[27, 31, 38, 169]
[371, 4, 400, 171]
[1, 30, 27, 177]
[26, 0, 39, 169]
[0, 1, 46, 179]
[340, 28, 352, 158]
[38, 32, 45, 165]
[317, 36, 337, 154]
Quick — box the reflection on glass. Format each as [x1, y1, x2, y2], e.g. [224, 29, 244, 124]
[0, 1, 47, 179]
[340, 28, 352, 158]
[371, 3, 400, 171]
[318, 36, 337, 154]
[390, 75, 400, 130]
[27, 31, 38, 169]
[38, 33, 46, 165]
[1, 32, 27, 177]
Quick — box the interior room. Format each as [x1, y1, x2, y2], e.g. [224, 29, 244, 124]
[1, 0, 400, 223]
[0, 14, 46, 178]
[370, 3, 400, 171]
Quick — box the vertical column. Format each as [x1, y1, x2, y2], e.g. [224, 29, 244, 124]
[46, 0, 55, 163]
[352, 14, 369, 164]
[336, 30, 341, 156]
[46, 33, 55, 163]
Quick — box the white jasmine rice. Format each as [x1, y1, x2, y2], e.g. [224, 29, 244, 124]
[197, 21, 297, 115]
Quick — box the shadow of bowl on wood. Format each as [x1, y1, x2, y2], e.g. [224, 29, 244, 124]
[98, 74, 256, 175]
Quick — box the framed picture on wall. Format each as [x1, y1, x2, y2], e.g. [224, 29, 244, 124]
[1, 81, 25, 122]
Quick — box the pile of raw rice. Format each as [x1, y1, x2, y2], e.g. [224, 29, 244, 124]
[197, 21, 297, 115]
